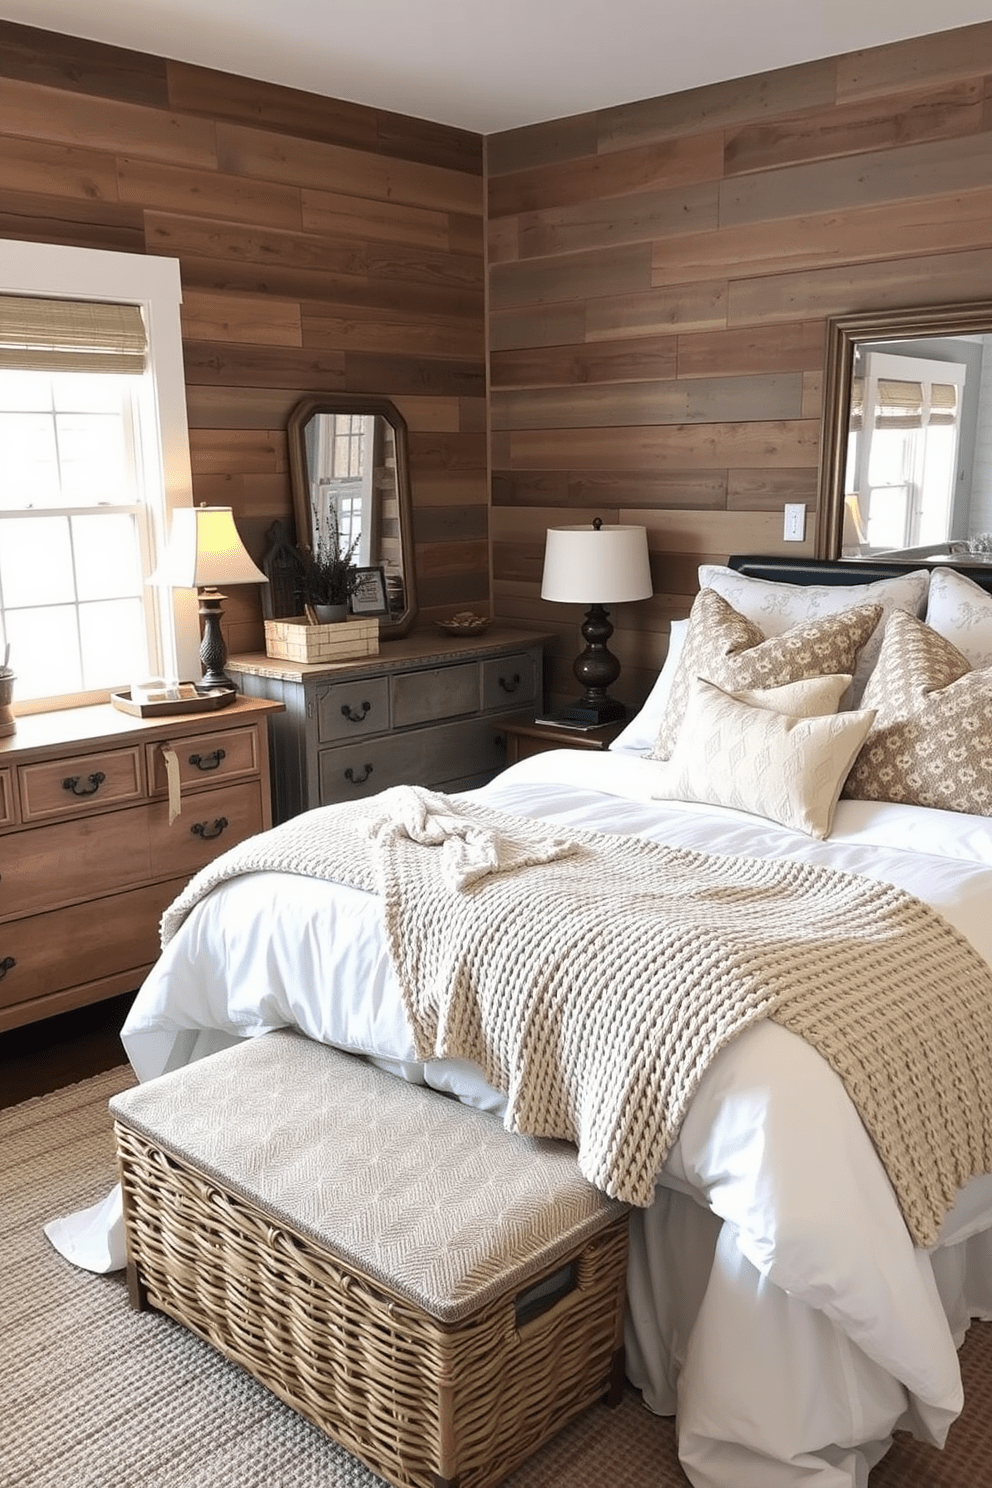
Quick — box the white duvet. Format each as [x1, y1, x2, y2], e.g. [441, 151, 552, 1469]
[47, 749, 992, 1488]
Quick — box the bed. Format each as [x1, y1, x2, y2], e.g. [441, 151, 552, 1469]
[46, 555, 992, 1488]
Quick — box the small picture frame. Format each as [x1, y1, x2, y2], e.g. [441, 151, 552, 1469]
[350, 565, 389, 616]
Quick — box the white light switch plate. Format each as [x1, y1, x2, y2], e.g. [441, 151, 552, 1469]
[783, 503, 806, 541]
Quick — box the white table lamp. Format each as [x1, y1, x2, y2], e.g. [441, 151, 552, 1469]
[151, 506, 267, 688]
[540, 519, 653, 724]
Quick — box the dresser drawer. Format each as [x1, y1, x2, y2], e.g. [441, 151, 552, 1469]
[148, 778, 265, 878]
[1, 779, 264, 919]
[318, 716, 507, 803]
[482, 653, 538, 712]
[391, 663, 479, 728]
[0, 768, 13, 827]
[0, 878, 185, 1013]
[316, 676, 390, 744]
[18, 746, 144, 822]
[146, 725, 262, 795]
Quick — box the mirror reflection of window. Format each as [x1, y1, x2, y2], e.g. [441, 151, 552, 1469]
[844, 350, 966, 557]
[304, 412, 373, 563]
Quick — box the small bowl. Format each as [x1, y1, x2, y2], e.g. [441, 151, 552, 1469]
[436, 612, 492, 636]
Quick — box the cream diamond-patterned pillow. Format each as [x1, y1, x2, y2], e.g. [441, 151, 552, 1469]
[844, 609, 992, 816]
[652, 676, 876, 838]
[650, 589, 882, 760]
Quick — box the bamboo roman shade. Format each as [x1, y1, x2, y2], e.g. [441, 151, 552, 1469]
[0, 295, 148, 374]
[849, 376, 959, 431]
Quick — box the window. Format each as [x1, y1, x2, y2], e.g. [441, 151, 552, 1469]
[0, 240, 198, 713]
[845, 350, 967, 555]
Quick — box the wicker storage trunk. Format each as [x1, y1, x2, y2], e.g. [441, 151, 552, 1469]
[111, 1031, 629, 1488]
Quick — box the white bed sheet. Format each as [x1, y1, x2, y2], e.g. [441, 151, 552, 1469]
[47, 750, 992, 1488]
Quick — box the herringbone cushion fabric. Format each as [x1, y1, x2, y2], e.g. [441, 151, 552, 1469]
[651, 589, 882, 759]
[653, 676, 875, 837]
[844, 608, 992, 816]
[109, 1030, 626, 1324]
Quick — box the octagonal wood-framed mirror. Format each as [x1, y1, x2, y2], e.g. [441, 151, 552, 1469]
[287, 393, 418, 639]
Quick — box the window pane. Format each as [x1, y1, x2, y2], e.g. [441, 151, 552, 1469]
[58, 413, 130, 503]
[72, 513, 143, 601]
[52, 371, 125, 413]
[0, 368, 53, 413]
[1, 515, 75, 605]
[0, 412, 60, 507]
[79, 598, 148, 688]
[5, 605, 81, 700]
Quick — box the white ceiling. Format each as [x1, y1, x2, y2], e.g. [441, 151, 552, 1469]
[4, 0, 992, 135]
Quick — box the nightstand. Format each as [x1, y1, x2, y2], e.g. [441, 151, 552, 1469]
[495, 713, 625, 765]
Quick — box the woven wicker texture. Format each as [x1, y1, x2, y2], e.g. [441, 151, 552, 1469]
[109, 1030, 627, 1322]
[112, 1035, 628, 1488]
[8, 1068, 992, 1487]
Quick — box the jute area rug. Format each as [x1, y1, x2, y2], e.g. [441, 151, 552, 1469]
[4, 1067, 991, 1488]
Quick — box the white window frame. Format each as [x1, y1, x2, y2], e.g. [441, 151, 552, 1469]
[0, 238, 200, 712]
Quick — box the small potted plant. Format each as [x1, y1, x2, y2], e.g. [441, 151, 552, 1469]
[296, 514, 360, 622]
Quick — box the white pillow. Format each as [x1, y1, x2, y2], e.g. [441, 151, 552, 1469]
[698, 564, 930, 703]
[609, 619, 688, 754]
[925, 566, 992, 669]
[652, 676, 876, 839]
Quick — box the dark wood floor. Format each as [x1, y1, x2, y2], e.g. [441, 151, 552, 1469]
[0, 992, 136, 1108]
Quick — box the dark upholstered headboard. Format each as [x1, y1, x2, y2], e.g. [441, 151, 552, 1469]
[727, 554, 992, 598]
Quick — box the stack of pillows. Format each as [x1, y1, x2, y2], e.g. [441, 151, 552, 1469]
[610, 564, 992, 838]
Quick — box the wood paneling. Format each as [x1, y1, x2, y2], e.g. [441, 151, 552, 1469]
[487, 21, 992, 705]
[0, 19, 486, 650]
[6, 17, 992, 705]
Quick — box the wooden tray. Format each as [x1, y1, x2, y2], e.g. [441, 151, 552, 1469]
[111, 683, 237, 717]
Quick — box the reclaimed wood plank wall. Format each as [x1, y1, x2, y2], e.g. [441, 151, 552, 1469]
[0, 20, 487, 655]
[487, 20, 992, 708]
[4, 19, 992, 708]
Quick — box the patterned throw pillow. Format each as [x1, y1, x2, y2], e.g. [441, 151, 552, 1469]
[650, 589, 882, 760]
[844, 610, 992, 816]
[653, 676, 876, 838]
[699, 564, 930, 702]
[925, 566, 992, 670]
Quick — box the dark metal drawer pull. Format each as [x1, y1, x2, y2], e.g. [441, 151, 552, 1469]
[189, 749, 226, 771]
[341, 701, 372, 724]
[0, 956, 15, 979]
[62, 771, 106, 796]
[344, 764, 373, 785]
[498, 673, 522, 694]
[191, 817, 229, 840]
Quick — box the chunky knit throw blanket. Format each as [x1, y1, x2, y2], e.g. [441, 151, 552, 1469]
[161, 787, 992, 1247]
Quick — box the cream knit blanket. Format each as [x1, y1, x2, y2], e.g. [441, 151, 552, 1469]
[161, 786, 992, 1247]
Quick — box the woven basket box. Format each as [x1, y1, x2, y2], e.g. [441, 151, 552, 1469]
[111, 1033, 629, 1488]
[264, 614, 379, 664]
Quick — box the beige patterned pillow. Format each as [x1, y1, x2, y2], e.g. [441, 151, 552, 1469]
[651, 589, 882, 760]
[653, 677, 876, 838]
[844, 609, 992, 816]
[699, 563, 930, 702]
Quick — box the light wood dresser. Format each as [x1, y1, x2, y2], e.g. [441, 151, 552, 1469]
[0, 696, 282, 1032]
[228, 627, 550, 823]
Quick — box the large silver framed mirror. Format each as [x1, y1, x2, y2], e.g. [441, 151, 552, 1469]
[287, 393, 417, 638]
[817, 300, 992, 562]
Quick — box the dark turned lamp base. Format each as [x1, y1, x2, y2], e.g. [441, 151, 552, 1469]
[197, 588, 236, 690]
[558, 603, 627, 725]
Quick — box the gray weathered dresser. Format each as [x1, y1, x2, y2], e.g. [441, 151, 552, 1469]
[227, 628, 549, 823]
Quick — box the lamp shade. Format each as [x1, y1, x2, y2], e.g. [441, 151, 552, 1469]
[541, 523, 652, 605]
[150, 506, 267, 589]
